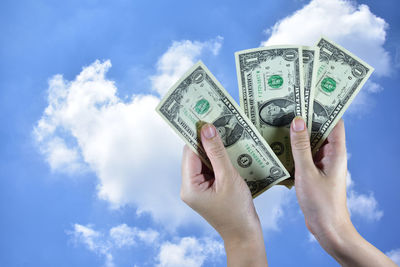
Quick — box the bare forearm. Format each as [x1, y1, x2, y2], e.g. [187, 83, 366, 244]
[320, 222, 396, 267]
[224, 231, 268, 267]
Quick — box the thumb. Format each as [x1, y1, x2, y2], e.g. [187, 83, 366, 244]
[290, 117, 315, 174]
[201, 123, 234, 178]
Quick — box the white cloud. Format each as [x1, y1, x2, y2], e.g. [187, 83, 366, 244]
[386, 248, 400, 265]
[69, 224, 114, 267]
[151, 36, 223, 96]
[72, 224, 103, 251]
[136, 228, 160, 244]
[69, 224, 223, 267]
[346, 80, 384, 115]
[347, 191, 383, 221]
[346, 170, 354, 188]
[69, 223, 159, 267]
[364, 81, 384, 94]
[34, 38, 227, 230]
[261, 0, 389, 77]
[156, 237, 224, 267]
[110, 224, 159, 247]
[346, 172, 383, 221]
[36, 136, 85, 173]
[254, 186, 294, 231]
[109, 224, 136, 247]
[308, 232, 317, 243]
[34, 59, 190, 229]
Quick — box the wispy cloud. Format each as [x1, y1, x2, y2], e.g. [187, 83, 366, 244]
[68, 224, 223, 267]
[346, 171, 383, 221]
[345, 80, 384, 115]
[156, 237, 224, 267]
[386, 248, 400, 265]
[109, 224, 159, 247]
[68, 223, 159, 267]
[308, 232, 317, 243]
[69, 224, 114, 267]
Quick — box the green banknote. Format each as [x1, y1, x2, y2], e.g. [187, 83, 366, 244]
[156, 61, 290, 197]
[235, 46, 305, 174]
[310, 37, 374, 152]
[302, 46, 319, 134]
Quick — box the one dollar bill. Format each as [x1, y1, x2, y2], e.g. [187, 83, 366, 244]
[156, 61, 290, 197]
[302, 46, 319, 133]
[235, 46, 305, 174]
[310, 37, 374, 152]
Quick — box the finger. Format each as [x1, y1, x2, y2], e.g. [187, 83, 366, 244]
[323, 120, 347, 173]
[313, 139, 328, 163]
[290, 117, 316, 175]
[201, 123, 234, 178]
[181, 145, 214, 204]
[181, 145, 202, 187]
[327, 119, 346, 156]
[314, 141, 328, 164]
[201, 161, 214, 178]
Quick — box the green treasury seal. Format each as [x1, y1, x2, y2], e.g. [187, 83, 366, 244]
[321, 77, 336, 93]
[194, 99, 210, 115]
[268, 75, 283, 89]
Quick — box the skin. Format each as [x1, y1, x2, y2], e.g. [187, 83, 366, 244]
[180, 117, 397, 267]
[291, 117, 396, 267]
[181, 124, 267, 267]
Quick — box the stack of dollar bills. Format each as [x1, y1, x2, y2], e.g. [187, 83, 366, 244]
[156, 36, 373, 198]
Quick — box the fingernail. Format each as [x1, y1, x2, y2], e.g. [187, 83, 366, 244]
[292, 117, 305, 132]
[202, 124, 216, 139]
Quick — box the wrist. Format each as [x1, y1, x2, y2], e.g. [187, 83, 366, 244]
[308, 209, 353, 252]
[221, 215, 264, 247]
[223, 225, 267, 267]
[314, 218, 363, 264]
[223, 225, 264, 251]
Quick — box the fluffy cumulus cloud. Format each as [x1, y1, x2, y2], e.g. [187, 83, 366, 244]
[156, 237, 224, 267]
[346, 172, 383, 221]
[386, 248, 400, 265]
[69, 223, 159, 267]
[34, 37, 226, 229]
[34, 59, 189, 228]
[261, 0, 390, 114]
[69, 224, 113, 267]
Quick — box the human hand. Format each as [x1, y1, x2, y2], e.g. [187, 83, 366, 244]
[290, 117, 350, 248]
[290, 117, 397, 267]
[181, 123, 267, 266]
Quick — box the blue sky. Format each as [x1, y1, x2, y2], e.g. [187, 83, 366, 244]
[1, 0, 399, 266]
